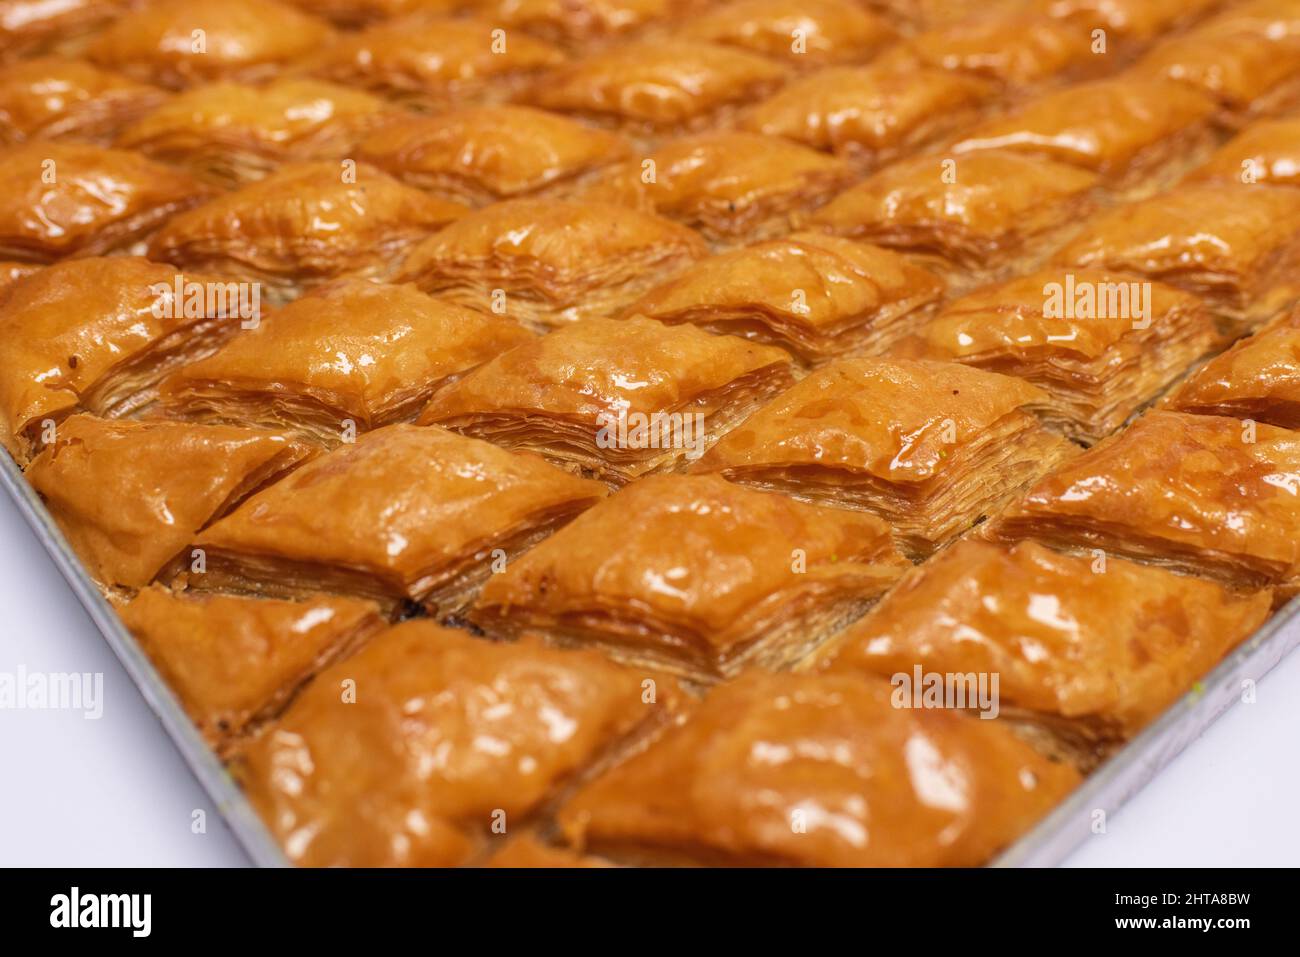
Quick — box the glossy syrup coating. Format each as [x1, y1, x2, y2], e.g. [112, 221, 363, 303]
[675, 0, 897, 68]
[0, 56, 165, 144]
[472, 0, 688, 47]
[0, 0, 129, 63]
[1187, 117, 1300, 186]
[281, 0, 459, 28]
[1032, 0, 1224, 42]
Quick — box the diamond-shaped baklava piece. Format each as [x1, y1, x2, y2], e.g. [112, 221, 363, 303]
[187, 424, 606, 612]
[304, 15, 565, 111]
[525, 39, 789, 138]
[990, 410, 1300, 590]
[1052, 184, 1300, 331]
[86, 0, 334, 89]
[625, 232, 944, 364]
[815, 539, 1272, 754]
[238, 620, 676, 867]
[160, 279, 534, 443]
[396, 199, 707, 330]
[555, 671, 1080, 866]
[694, 357, 1073, 557]
[676, 0, 896, 68]
[0, 141, 209, 262]
[950, 77, 1217, 196]
[0, 57, 165, 145]
[740, 61, 992, 169]
[116, 78, 411, 187]
[565, 132, 857, 246]
[118, 585, 385, 755]
[25, 414, 315, 588]
[355, 105, 632, 206]
[472, 474, 909, 681]
[809, 149, 1097, 290]
[896, 268, 1222, 442]
[1186, 117, 1300, 187]
[418, 315, 793, 484]
[147, 160, 466, 302]
[0, 257, 247, 462]
[1167, 310, 1300, 428]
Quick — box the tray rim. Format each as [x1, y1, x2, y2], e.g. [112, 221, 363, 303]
[4, 446, 1298, 869]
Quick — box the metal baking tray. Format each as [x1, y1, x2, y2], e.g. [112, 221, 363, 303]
[4, 445, 1298, 869]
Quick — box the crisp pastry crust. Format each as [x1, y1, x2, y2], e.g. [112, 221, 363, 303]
[147, 160, 466, 302]
[0, 57, 165, 145]
[188, 424, 607, 612]
[0, 0, 128, 63]
[1034, 0, 1225, 43]
[237, 620, 675, 867]
[116, 78, 412, 188]
[556, 671, 1080, 866]
[815, 539, 1272, 750]
[0, 141, 210, 262]
[896, 267, 1223, 442]
[25, 413, 316, 588]
[160, 279, 534, 443]
[693, 357, 1074, 557]
[950, 77, 1218, 195]
[472, 474, 910, 682]
[86, 0, 334, 90]
[524, 39, 789, 137]
[395, 198, 708, 331]
[282, 0, 459, 28]
[303, 15, 565, 111]
[1052, 183, 1300, 330]
[624, 231, 945, 364]
[355, 105, 633, 206]
[473, 0, 687, 48]
[118, 585, 385, 755]
[675, 0, 896, 68]
[0, 257, 248, 463]
[989, 410, 1300, 590]
[564, 131, 857, 246]
[1167, 310, 1300, 428]
[417, 315, 794, 484]
[741, 61, 993, 169]
[809, 149, 1098, 290]
[1186, 117, 1300, 186]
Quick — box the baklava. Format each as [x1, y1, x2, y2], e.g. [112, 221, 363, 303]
[471, 0, 688, 49]
[159, 279, 534, 444]
[417, 315, 793, 484]
[472, 473, 910, 682]
[0, 0, 129, 63]
[693, 357, 1074, 556]
[675, 0, 896, 69]
[184, 424, 607, 613]
[0, 56, 165, 145]
[1034, 0, 1225, 45]
[1186, 117, 1300, 186]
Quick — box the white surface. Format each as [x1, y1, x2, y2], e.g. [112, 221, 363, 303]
[0, 489, 1297, 868]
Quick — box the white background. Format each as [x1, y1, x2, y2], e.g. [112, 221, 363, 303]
[0, 492, 1297, 868]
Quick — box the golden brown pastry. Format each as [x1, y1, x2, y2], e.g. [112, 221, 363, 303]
[118, 585, 385, 754]
[472, 474, 909, 681]
[1186, 117, 1300, 187]
[471, 0, 686, 48]
[809, 149, 1098, 290]
[303, 15, 565, 111]
[238, 621, 676, 867]
[624, 232, 944, 364]
[25, 414, 315, 588]
[1167, 310, 1300, 428]
[740, 61, 993, 168]
[0, 259, 36, 300]
[524, 39, 788, 138]
[693, 357, 1073, 556]
[1034, 0, 1224, 43]
[395, 199, 708, 331]
[0, 57, 165, 145]
[556, 671, 1080, 866]
[0, 0, 128, 63]
[0, 257, 248, 463]
[481, 835, 612, 868]
[188, 424, 607, 612]
[282, 0, 458, 28]
[0, 141, 209, 262]
[675, 0, 896, 68]
[355, 105, 632, 206]
[895, 267, 1223, 442]
[950, 77, 1217, 196]
[863, 0, 1025, 31]
[418, 315, 793, 484]
[1052, 183, 1300, 331]
[87, 0, 334, 90]
[989, 410, 1300, 590]
[116, 78, 411, 187]
[815, 539, 1271, 754]
[147, 160, 466, 302]
[160, 279, 534, 443]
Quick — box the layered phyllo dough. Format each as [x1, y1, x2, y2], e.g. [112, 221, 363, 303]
[0, 56, 165, 144]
